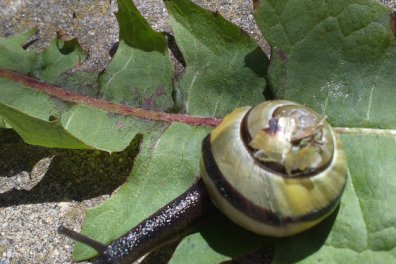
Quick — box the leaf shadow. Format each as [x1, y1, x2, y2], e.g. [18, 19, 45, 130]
[272, 206, 340, 263]
[243, 47, 268, 78]
[58, 38, 81, 55]
[244, 47, 273, 100]
[0, 129, 140, 206]
[198, 205, 339, 263]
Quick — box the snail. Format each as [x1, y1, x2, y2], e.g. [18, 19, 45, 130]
[59, 100, 347, 263]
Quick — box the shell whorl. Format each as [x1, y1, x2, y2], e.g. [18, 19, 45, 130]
[200, 100, 347, 237]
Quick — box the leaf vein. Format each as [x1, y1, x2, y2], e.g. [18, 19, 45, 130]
[104, 52, 134, 89]
[348, 166, 369, 249]
[335, 127, 396, 136]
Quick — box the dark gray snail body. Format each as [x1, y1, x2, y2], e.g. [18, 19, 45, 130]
[59, 100, 347, 263]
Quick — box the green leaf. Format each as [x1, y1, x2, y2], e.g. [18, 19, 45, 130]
[0, 0, 172, 151]
[0, 29, 87, 84]
[32, 33, 88, 83]
[1, 0, 396, 263]
[0, 29, 88, 128]
[56, 71, 99, 97]
[73, 123, 211, 260]
[165, 0, 268, 117]
[0, 75, 157, 151]
[170, 212, 270, 264]
[254, 0, 395, 128]
[0, 77, 88, 149]
[117, 0, 167, 52]
[98, 0, 174, 111]
[170, 232, 230, 264]
[99, 40, 174, 110]
[0, 28, 38, 74]
[270, 134, 396, 263]
[241, 0, 396, 263]
[173, 132, 396, 263]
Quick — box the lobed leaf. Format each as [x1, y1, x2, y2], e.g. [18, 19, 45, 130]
[0, 28, 38, 74]
[0, 0, 174, 151]
[166, 0, 268, 117]
[0, 28, 88, 128]
[99, 0, 174, 111]
[0, 71, 160, 151]
[1, 0, 395, 263]
[32, 32, 88, 83]
[0, 28, 87, 84]
[254, 0, 396, 128]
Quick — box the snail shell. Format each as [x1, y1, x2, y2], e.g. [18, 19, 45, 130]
[200, 100, 347, 237]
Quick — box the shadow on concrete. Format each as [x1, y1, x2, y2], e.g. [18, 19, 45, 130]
[0, 129, 140, 206]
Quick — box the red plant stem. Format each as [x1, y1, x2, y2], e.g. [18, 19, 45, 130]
[0, 68, 221, 127]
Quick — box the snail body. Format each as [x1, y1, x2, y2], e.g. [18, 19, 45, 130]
[59, 100, 347, 263]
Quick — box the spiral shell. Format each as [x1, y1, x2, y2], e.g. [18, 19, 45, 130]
[200, 100, 347, 237]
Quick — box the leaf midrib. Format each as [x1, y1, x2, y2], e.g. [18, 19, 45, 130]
[0, 68, 221, 127]
[2, 68, 395, 137]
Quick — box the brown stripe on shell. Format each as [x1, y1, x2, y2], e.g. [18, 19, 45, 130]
[240, 107, 253, 144]
[201, 135, 343, 226]
[240, 109, 334, 178]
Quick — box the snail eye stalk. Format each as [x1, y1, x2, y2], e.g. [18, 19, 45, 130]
[58, 225, 108, 254]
